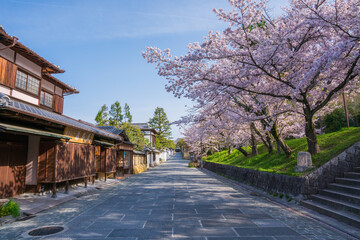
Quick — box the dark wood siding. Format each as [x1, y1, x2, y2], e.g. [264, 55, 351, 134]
[0, 134, 27, 198]
[38, 141, 57, 183]
[53, 95, 64, 114]
[96, 147, 106, 173]
[38, 142, 96, 183]
[106, 148, 117, 173]
[0, 57, 17, 89]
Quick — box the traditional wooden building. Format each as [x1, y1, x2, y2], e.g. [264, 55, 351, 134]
[0, 27, 122, 198]
[98, 126, 135, 175]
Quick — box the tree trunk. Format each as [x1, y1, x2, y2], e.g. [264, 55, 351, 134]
[251, 123, 273, 154]
[250, 125, 258, 156]
[237, 146, 249, 157]
[265, 132, 274, 154]
[305, 111, 320, 154]
[228, 145, 233, 155]
[269, 123, 292, 158]
[277, 141, 282, 155]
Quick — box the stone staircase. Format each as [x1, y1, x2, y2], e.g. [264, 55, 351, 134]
[301, 167, 360, 228]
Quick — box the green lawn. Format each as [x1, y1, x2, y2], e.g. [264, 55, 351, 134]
[204, 128, 360, 176]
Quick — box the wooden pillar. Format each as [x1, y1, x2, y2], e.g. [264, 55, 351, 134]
[84, 177, 88, 188]
[92, 176, 95, 185]
[105, 172, 107, 182]
[65, 180, 69, 194]
[51, 182, 57, 198]
[35, 183, 41, 195]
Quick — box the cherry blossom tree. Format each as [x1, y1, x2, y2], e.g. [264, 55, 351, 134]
[144, 0, 360, 154]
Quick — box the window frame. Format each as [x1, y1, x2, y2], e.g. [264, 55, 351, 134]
[39, 90, 54, 108]
[15, 70, 40, 97]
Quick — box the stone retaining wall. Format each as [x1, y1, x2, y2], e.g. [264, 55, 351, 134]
[203, 142, 360, 196]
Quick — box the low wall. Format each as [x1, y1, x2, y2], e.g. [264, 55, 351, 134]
[133, 152, 147, 174]
[203, 141, 360, 196]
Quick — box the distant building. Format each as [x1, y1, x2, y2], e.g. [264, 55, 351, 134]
[132, 123, 158, 148]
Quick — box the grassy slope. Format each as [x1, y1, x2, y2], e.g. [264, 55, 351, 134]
[204, 127, 360, 176]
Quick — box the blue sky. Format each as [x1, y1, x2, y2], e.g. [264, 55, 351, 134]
[0, 0, 287, 139]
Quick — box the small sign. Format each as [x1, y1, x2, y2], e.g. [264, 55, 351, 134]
[95, 146, 101, 156]
[63, 126, 94, 144]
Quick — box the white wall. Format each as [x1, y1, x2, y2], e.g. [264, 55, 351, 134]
[0, 85, 11, 95]
[12, 90, 39, 105]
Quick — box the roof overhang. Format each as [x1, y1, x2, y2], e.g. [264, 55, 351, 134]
[0, 122, 71, 140]
[93, 140, 114, 147]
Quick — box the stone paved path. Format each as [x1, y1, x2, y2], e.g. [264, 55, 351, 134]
[0, 153, 354, 239]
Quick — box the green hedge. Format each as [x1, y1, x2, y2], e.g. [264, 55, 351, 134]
[0, 199, 20, 218]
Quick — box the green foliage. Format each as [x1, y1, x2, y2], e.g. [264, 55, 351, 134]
[109, 101, 123, 127]
[0, 199, 20, 217]
[149, 107, 173, 149]
[188, 162, 199, 168]
[176, 138, 189, 150]
[322, 94, 360, 133]
[205, 127, 360, 176]
[124, 103, 132, 123]
[95, 101, 133, 127]
[95, 104, 109, 126]
[121, 122, 148, 151]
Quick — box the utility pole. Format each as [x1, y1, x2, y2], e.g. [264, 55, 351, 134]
[343, 90, 350, 128]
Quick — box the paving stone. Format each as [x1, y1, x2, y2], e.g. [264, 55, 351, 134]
[144, 220, 201, 228]
[207, 237, 274, 240]
[108, 228, 172, 238]
[252, 219, 287, 227]
[234, 227, 301, 236]
[173, 227, 238, 237]
[201, 219, 257, 228]
[87, 220, 146, 229]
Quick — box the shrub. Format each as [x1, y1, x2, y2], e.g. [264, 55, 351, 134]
[188, 162, 200, 168]
[0, 199, 20, 217]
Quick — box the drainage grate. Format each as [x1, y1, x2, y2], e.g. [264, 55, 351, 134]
[27, 226, 65, 236]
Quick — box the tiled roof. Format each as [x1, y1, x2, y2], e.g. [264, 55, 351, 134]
[97, 126, 123, 135]
[97, 126, 133, 143]
[0, 93, 122, 141]
[132, 123, 149, 129]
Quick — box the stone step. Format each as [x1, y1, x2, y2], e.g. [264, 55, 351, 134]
[354, 167, 360, 173]
[301, 200, 360, 228]
[344, 172, 360, 179]
[335, 178, 360, 187]
[310, 195, 360, 215]
[328, 183, 360, 196]
[320, 189, 360, 205]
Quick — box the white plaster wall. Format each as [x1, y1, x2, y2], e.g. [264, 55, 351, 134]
[0, 85, 11, 95]
[12, 89, 39, 105]
[0, 43, 15, 62]
[15, 54, 41, 77]
[155, 153, 160, 164]
[25, 136, 40, 185]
